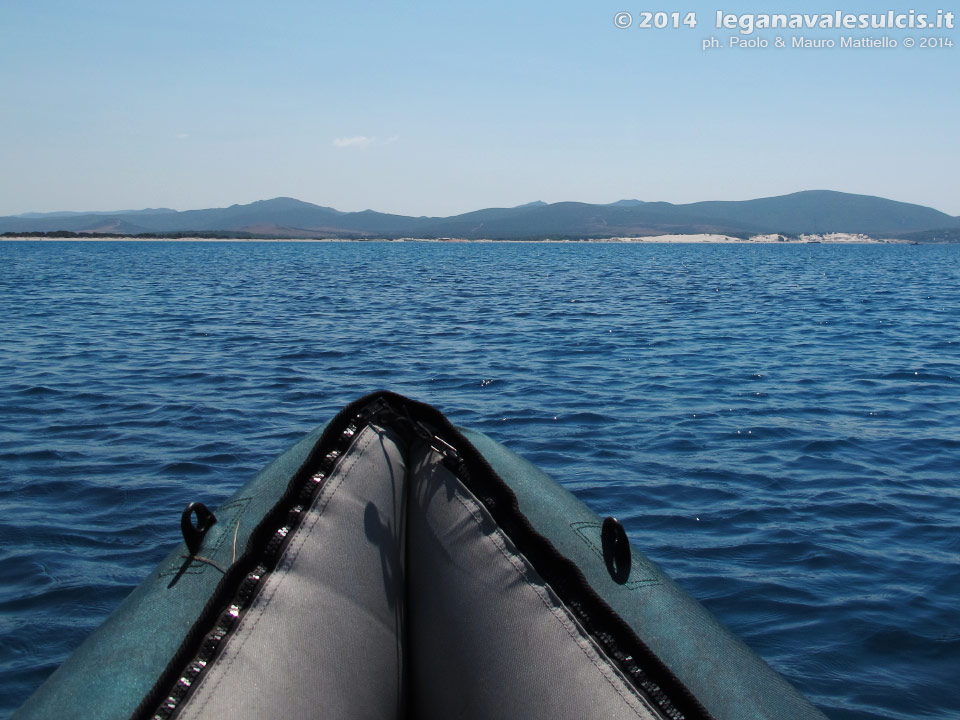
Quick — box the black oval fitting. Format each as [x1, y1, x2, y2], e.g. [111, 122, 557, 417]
[601, 516, 631, 584]
[181, 502, 217, 555]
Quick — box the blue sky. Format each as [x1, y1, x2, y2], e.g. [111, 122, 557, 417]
[2, 0, 957, 216]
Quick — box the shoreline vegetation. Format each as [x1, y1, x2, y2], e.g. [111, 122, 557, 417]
[0, 231, 946, 244]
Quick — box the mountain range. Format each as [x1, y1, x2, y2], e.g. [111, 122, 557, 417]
[3, 191, 959, 240]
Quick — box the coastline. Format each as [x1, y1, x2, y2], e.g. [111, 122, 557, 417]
[0, 232, 915, 244]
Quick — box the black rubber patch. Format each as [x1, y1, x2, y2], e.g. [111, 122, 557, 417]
[601, 516, 632, 584]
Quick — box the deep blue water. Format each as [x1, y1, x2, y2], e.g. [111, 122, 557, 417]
[1, 240, 958, 719]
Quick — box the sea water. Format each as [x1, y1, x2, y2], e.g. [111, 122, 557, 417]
[1, 240, 958, 719]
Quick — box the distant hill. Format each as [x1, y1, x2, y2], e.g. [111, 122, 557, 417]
[677, 191, 958, 235]
[14, 208, 177, 219]
[2, 191, 958, 240]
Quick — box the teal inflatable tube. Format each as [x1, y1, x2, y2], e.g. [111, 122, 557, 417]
[14, 392, 828, 720]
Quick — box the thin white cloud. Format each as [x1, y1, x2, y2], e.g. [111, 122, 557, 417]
[333, 135, 373, 149]
[175, 133, 189, 140]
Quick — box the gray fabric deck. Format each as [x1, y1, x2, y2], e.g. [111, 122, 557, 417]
[176, 424, 663, 720]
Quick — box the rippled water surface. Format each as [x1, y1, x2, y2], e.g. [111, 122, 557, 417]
[1, 240, 959, 719]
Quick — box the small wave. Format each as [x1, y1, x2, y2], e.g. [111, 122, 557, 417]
[875, 370, 958, 384]
[13, 385, 64, 397]
[155, 461, 215, 477]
